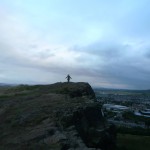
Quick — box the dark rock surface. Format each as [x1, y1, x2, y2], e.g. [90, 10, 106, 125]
[0, 82, 116, 150]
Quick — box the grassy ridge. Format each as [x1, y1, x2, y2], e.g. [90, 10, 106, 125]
[117, 134, 150, 150]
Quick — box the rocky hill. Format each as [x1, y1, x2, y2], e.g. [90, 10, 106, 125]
[0, 82, 116, 150]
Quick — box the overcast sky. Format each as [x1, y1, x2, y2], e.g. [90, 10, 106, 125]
[0, 0, 150, 89]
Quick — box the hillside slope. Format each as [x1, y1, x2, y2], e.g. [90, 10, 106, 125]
[0, 82, 116, 150]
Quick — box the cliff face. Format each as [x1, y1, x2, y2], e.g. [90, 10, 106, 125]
[0, 82, 116, 150]
[42, 82, 96, 98]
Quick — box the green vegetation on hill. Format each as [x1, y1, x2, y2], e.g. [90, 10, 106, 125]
[117, 134, 150, 150]
[94, 88, 150, 96]
[117, 126, 150, 136]
[122, 111, 150, 127]
[0, 82, 116, 150]
[1, 82, 95, 98]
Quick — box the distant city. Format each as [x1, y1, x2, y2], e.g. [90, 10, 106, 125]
[94, 88, 150, 128]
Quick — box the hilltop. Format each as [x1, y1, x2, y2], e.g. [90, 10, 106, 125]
[0, 82, 116, 150]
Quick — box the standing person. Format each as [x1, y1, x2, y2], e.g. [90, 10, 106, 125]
[66, 74, 72, 82]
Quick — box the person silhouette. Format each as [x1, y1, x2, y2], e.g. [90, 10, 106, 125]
[66, 74, 72, 82]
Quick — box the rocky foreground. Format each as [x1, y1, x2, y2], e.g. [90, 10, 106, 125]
[0, 82, 116, 150]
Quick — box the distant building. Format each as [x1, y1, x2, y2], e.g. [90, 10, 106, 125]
[134, 109, 150, 118]
[102, 104, 129, 113]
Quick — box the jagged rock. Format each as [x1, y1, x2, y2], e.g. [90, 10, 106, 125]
[72, 103, 116, 149]
[0, 82, 116, 150]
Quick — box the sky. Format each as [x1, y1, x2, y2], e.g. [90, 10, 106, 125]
[0, 0, 150, 89]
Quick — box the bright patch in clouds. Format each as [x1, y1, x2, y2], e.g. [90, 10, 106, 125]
[0, 0, 150, 89]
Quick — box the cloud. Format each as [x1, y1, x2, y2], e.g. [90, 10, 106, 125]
[0, 8, 93, 84]
[70, 39, 150, 89]
[1, 0, 150, 89]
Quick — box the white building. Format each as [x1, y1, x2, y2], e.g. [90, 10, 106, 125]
[102, 104, 129, 112]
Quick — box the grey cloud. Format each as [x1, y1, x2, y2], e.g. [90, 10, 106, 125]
[1, 0, 150, 89]
[144, 49, 150, 59]
[73, 41, 129, 58]
[33, 49, 55, 59]
[71, 41, 150, 89]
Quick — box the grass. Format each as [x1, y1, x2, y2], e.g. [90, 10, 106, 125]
[117, 134, 150, 150]
[0, 82, 96, 149]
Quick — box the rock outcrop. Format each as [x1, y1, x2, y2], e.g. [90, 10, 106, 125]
[0, 82, 116, 150]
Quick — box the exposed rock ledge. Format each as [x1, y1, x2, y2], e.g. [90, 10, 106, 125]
[0, 82, 116, 150]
